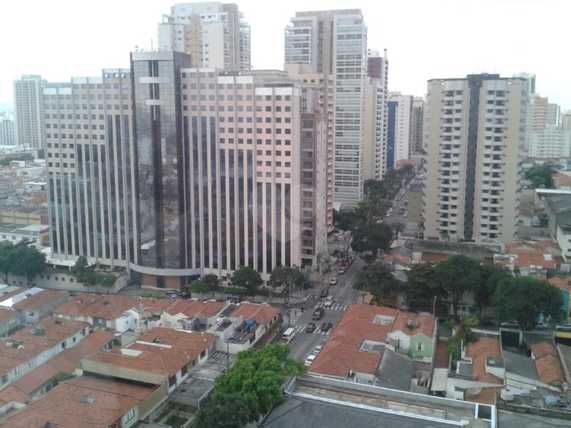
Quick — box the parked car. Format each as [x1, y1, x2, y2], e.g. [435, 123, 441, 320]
[313, 344, 323, 355]
[312, 307, 324, 321]
[329, 277, 338, 286]
[323, 298, 333, 309]
[304, 354, 317, 366]
[305, 322, 317, 333]
[337, 268, 345, 275]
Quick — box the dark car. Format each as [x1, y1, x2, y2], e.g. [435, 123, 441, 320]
[312, 307, 324, 321]
[305, 322, 317, 333]
[320, 322, 333, 332]
[319, 288, 329, 298]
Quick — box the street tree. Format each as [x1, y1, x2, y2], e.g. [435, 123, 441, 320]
[494, 276, 563, 330]
[525, 163, 556, 189]
[10, 241, 47, 284]
[351, 222, 393, 262]
[354, 261, 402, 304]
[404, 263, 447, 312]
[231, 266, 263, 295]
[0, 241, 14, 281]
[195, 344, 304, 428]
[269, 266, 304, 300]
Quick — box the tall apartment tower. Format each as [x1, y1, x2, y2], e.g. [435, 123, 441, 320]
[285, 10, 368, 207]
[387, 92, 413, 168]
[562, 111, 571, 130]
[363, 52, 389, 180]
[0, 113, 16, 146]
[14, 75, 45, 148]
[410, 97, 424, 154]
[423, 74, 528, 244]
[45, 51, 327, 289]
[158, 2, 251, 71]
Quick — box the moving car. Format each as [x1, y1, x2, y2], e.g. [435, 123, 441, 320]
[319, 288, 329, 298]
[281, 327, 296, 343]
[337, 268, 346, 275]
[329, 277, 338, 286]
[320, 322, 333, 332]
[323, 296, 334, 308]
[305, 322, 317, 333]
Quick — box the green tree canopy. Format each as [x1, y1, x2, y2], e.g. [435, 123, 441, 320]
[195, 344, 304, 428]
[351, 222, 393, 262]
[354, 261, 402, 304]
[493, 276, 563, 330]
[269, 266, 304, 293]
[231, 266, 263, 295]
[524, 163, 556, 189]
[1, 240, 47, 283]
[405, 263, 446, 312]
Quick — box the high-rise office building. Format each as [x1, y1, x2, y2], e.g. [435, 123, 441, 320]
[387, 92, 413, 168]
[14, 75, 45, 148]
[0, 113, 16, 146]
[529, 126, 571, 159]
[158, 2, 250, 71]
[546, 102, 561, 127]
[529, 95, 560, 131]
[45, 51, 327, 288]
[423, 74, 528, 244]
[285, 9, 368, 207]
[562, 111, 571, 130]
[410, 97, 424, 154]
[363, 52, 389, 180]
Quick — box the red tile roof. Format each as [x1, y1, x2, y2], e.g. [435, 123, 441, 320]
[0, 377, 155, 428]
[85, 328, 216, 377]
[0, 307, 17, 322]
[310, 305, 397, 378]
[502, 240, 562, 270]
[531, 341, 565, 385]
[12, 289, 67, 312]
[164, 299, 226, 319]
[54, 293, 139, 320]
[547, 277, 571, 292]
[0, 385, 28, 407]
[391, 311, 435, 337]
[229, 303, 280, 325]
[465, 337, 502, 385]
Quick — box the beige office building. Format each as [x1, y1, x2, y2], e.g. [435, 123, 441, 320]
[423, 74, 528, 245]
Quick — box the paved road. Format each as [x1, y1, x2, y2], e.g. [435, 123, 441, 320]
[287, 257, 365, 362]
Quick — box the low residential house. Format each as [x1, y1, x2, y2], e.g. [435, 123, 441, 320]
[82, 328, 216, 398]
[494, 240, 563, 278]
[9, 288, 68, 324]
[309, 304, 435, 389]
[160, 299, 227, 331]
[0, 308, 20, 337]
[1, 330, 115, 405]
[386, 311, 436, 361]
[54, 293, 141, 333]
[210, 302, 281, 353]
[0, 318, 90, 390]
[441, 335, 504, 405]
[0, 376, 159, 428]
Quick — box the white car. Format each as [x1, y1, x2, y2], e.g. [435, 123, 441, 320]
[324, 297, 333, 308]
[304, 354, 317, 366]
[329, 277, 338, 286]
[313, 345, 323, 355]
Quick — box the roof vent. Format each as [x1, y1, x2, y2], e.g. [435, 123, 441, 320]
[54, 319, 62, 325]
[153, 337, 162, 344]
[407, 319, 418, 329]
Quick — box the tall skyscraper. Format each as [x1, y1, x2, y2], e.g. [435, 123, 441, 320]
[0, 113, 16, 146]
[285, 10, 368, 207]
[562, 111, 571, 130]
[387, 92, 413, 168]
[410, 97, 424, 154]
[529, 126, 571, 159]
[423, 74, 528, 244]
[158, 2, 251, 71]
[363, 51, 389, 180]
[45, 52, 327, 288]
[14, 75, 45, 148]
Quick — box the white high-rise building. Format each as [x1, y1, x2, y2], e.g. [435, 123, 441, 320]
[388, 92, 413, 167]
[285, 9, 368, 207]
[13, 75, 45, 148]
[529, 126, 571, 159]
[158, 2, 250, 71]
[423, 74, 528, 245]
[363, 51, 389, 180]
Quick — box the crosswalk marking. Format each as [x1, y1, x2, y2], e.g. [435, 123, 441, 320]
[313, 302, 347, 311]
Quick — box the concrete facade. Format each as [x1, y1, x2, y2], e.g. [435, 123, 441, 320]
[13, 75, 45, 148]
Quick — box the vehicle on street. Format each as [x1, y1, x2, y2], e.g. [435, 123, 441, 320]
[329, 277, 337, 286]
[305, 322, 317, 333]
[323, 296, 333, 308]
[304, 354, 316, 366]
[320, 322, 333, 332]
[337, 268, 345, 275]
[313, 344, 323, 354]
[281, 327, 296, 343]
[312, 307, 324, 320]
[319, 288, 329, 298]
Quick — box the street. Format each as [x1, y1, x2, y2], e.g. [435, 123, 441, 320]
[287, 256, 365, 362]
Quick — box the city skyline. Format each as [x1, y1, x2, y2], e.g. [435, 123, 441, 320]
[0, 0, 570, 109]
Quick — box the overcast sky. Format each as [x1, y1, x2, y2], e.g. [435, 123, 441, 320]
[0, 0, 568, 109]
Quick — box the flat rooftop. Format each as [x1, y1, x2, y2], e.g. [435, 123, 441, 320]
[268, 376, 496, 428]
